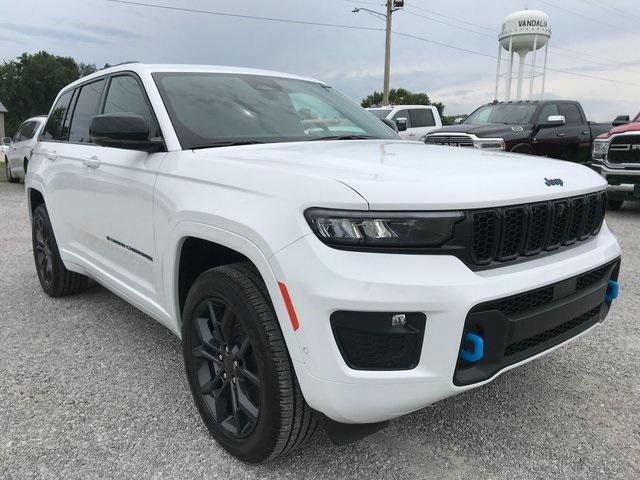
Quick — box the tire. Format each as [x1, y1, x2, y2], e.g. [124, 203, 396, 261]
[5, 157, 17, 183]
[607, 199, 624, 210]
[182, 263, 317, 463]
[23, 158, 28, 183]
[32, 204, 89, 297]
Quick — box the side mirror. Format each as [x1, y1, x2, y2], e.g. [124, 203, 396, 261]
[612, 115, 630, 126]
[381, 118, 398, 132]
[453, 117, 464, 125]
[90, 113, 164, 152]
[395, 117, 408, 132]
[2, 136, 12, 145]
[538, 115, 565, 128]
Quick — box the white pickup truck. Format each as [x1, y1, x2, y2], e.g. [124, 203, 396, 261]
[27, 63, 621, 463]
[367, 104, 442, 141]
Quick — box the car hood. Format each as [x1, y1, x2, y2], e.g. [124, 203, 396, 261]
[428, 123, 530, 138]
[193, 140, 606, 210]
[597, 121, 640, 139]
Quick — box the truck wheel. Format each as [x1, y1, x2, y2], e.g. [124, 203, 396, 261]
[32, 205, 89, 296]
[5, 157, 17, 183]
[182, 264, 317, 463]
[607, 199, 624, 210]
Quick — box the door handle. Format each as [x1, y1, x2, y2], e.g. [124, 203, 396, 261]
[581, 131, 590, 135]
[83, 156, 101, 169]
[46, 151, 58, 161]
[556, 133, 566, 137]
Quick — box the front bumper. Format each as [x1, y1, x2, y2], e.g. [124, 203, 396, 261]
[269, 224, 621, 423]
[590, 162, 640, 200]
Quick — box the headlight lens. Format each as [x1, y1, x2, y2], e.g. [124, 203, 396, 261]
[592, 140, 609, 159]
[304, 209, 465, 248]
[473, 138, 506, 150]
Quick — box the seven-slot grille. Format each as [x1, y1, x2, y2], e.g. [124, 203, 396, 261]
[470, 191, 607, 266]
[425, 135, 474, 147]
[608, 134, 640, 164]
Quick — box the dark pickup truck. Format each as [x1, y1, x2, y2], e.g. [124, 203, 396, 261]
[425, 100, 612, 163]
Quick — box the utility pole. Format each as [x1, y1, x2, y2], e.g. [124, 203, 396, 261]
[352, 0, 404, 106]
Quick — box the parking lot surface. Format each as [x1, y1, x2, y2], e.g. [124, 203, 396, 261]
[0, 181, 638, 479]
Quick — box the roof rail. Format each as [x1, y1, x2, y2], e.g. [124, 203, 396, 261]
[112, 61, 140, 67]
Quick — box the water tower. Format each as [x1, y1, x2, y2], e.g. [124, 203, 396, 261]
[494, 10, 551, 101]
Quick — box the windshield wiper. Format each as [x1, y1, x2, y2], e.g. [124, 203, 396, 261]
[307, 135, 376, 141]
[191, 140, 265, 149]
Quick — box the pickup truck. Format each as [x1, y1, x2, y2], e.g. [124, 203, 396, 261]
[590, 111, 640, 209]
[425, 100, 611, 162]
[367, 105, 442, 141]
[27, 64, 621, 463]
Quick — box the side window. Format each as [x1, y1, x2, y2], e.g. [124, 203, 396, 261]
[68, 79, 106, 143]
[41, 90, 73, 141]
[20, 122, 37, 140]
[392, 109, 412, 128]
[538, 104, 559, 123]
[409, 108, 436, 128]
[103, 76, 160, 137]
[13, 124, 25, 142]
[559, 103, 583, 126]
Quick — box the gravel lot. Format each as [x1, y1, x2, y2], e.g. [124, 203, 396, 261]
[0, 181, 638, 480]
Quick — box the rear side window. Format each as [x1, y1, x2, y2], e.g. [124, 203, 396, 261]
[69, 79, 106, 143]
[103, 75, 160, 137]
[559, 103, 584, 126]
[41, 91, 73, 141]
[392, 109, 412, 128]
[409, 108, 436, 127]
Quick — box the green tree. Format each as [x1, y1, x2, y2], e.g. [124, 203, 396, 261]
[0, 51, 100, 135]
[361, 88, 445, 115]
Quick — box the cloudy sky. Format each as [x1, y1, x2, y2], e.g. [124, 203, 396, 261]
[2, 0, 639, 121]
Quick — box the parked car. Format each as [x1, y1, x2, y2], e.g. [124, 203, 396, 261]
[590, 111, 640, 210]
[425, 100, 612, 162]
[4, 116, 46, 183]
[367, 105, 442, 141]
[27, 64, 621, 463]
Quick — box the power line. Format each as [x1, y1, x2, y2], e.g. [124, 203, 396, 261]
[576, 0, 640, 22]
[536, 0, 635, 33]
[106, 0, 640, 88]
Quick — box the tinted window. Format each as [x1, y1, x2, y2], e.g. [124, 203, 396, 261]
[69, 79, 106, 143]
[392, 109, 412, 128]
[368, 109, 392, 119]
[409, 108, 436, 127]
[559, 103, 583, 126]
[153, 72, 397, 149]
[465, 104, 536, 125]
[20, 122, 37, 140]
[41, 90, 73, 141]
[538, 103, 559, 122]
[104, 76, 160, 137]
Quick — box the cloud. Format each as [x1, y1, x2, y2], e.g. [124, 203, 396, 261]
[0, 23, 112, 45]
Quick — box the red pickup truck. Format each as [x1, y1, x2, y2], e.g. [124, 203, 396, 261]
[590, 113, 640, 210]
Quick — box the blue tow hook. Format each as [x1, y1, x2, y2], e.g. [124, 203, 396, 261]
[605, 280, 620, 302]
[459, 332, 484, 363]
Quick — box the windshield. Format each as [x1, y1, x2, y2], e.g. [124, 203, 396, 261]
[464, 104, 537, 125]
[153, 72, 398, 149]
[368, 109, 392, 119]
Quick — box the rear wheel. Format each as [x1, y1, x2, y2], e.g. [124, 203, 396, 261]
[5, 157, 17, 183]
[32, 204, 89, 296]
[182, 264, 317, 463]
[607, 199, 624, 210]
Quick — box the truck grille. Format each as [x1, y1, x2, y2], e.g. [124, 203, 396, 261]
[608, 134, 640, 164]
[470, 191, 607, 266]
[425, 135, 474, 147]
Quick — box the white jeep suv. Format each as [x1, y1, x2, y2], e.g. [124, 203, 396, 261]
[26, 63, 621, 463]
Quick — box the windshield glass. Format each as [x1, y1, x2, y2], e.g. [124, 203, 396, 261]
[368, 109, 392, 119]
[464, 104, 537, 125]
[153, 72, 398, 148]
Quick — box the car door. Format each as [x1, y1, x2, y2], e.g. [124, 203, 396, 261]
[392, 109, 412, 140]
[558, 102, 591, 162]
[67, 73, 166, 300]
[532, 103, 565, 158]
[8, 121, 33, 175]
[408, 108, 438, 141]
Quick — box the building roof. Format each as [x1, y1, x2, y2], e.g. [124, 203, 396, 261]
[0, 101, 7, 113]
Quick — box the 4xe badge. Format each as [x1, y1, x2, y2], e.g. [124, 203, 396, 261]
[545, 178, 564, 187]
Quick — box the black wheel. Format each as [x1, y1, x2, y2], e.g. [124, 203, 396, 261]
[182, 264, 317, 463]
[32, 204, 89, 297]
[607, 199, 624, 210]
[5, 157, 17, 183]
[23, 158, 28, 182]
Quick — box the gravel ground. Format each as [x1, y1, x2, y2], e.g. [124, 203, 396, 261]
[0, 181, 638, 480]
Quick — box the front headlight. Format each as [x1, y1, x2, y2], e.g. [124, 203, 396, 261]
[592, 140, 609, 160]
[472, 138, 506, 150]
[304, 208, 465, 249]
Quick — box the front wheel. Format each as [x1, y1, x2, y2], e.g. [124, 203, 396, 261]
[182, 264, 317, 463]
[607, 199, 624, 210]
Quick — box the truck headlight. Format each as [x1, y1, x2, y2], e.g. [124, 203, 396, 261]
[472, 138, 506, 150]
[592, 140, 609, 160]
[305, 209, 464, 248]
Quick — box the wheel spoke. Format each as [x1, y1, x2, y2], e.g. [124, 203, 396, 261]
[236, 337, 250, 359]
[235, 382, 259, 422]
[237, 367, 261, 387]
[229, 382, 241, 432]
[192, 345, 222, 364]
[200, 370, 223, 395]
